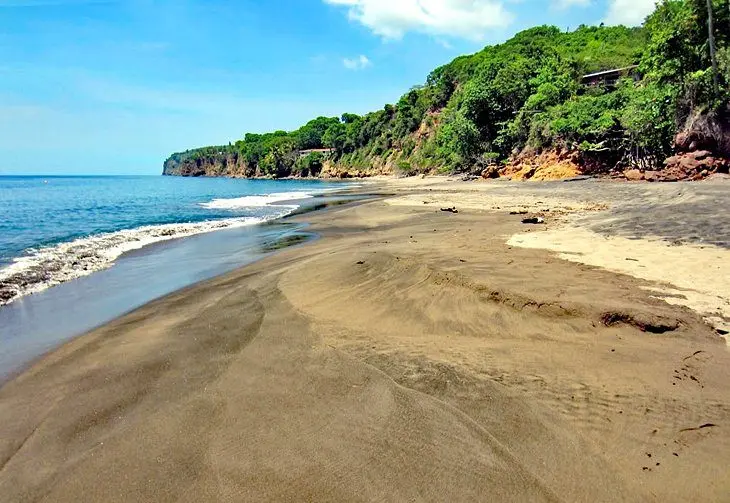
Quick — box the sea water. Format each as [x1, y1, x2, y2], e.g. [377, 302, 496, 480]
[0, 175, 351, 379]
[0, 175, 348, 304]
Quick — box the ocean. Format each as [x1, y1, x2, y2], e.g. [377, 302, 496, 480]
[0, 175, 353, 379]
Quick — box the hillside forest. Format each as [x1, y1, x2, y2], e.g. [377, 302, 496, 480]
[163, 0, 730, 181]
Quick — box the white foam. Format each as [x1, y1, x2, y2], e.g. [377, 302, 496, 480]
[0, 212, 289, 306]
[200, 191, 314, 210]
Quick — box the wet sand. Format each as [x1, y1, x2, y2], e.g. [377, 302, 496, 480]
[1, 179, 729, 502]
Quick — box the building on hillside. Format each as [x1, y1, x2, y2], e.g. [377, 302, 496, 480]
[298, 148, 335, 158]
[581, 65, 639, 88]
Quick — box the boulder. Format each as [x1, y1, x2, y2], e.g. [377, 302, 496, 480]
[623, 169, 644, 181]
[674, 131, 691, 150]
[674, 109, 730, 158]
[481, 165, 500, 179]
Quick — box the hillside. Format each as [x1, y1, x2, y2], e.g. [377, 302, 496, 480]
[163, 0, 730, 181]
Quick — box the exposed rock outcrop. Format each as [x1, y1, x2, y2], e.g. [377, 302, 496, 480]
[661, 150, 729, 181]
[501, 150, 582, 181]
[622, 109, 730, 182]
[318, 159, 392, 179]
[622, 151, 729, 182]
[675, 108, 730, 158]
[163, 151, 254, 178]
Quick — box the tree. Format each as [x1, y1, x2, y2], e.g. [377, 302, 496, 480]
[323, 122, 346, 152]
[296, 116, 340, 150]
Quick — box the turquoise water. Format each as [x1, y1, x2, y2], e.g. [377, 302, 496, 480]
[0, 175, 346, 304]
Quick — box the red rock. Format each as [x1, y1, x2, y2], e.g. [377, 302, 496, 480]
[481, 166, 500, 179]
[688, 150, 712, 161]
[679, 158, 702, 172]
[624, 169, 644, 181]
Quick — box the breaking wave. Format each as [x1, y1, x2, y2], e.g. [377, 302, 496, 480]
[199, 191, 315, 210]
[0, 186, 349, 307]
[0, 214, 285, 307]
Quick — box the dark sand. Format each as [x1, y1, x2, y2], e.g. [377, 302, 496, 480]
[1, 189, 729, 502]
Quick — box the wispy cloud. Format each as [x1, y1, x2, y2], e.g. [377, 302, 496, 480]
[343, 54, 372, 70]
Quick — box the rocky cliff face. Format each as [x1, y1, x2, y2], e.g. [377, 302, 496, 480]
[162, 150, 396, 179]
[163, 151, 255, 178]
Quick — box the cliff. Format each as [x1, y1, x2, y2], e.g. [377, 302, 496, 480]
[163, 107, 730, 182]
[163, 148, 254, 178]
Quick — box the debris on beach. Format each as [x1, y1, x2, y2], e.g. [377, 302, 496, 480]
[521, 217, 545, 224]
[440, 207, 459, 213]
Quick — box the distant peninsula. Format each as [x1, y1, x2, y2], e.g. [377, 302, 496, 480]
[164, 0, 730, 182]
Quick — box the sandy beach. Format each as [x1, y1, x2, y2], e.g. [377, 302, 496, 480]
[1, 178, 729, 502]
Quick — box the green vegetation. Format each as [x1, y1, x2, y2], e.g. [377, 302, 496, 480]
[165, 0, 729, 178]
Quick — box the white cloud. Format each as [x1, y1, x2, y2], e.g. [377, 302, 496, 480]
[324, 0, 513, 41]
[343, 54, 372, 70]
[604, 0, 656, 25]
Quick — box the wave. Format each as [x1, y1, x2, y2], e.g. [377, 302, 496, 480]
[0, 213, 288, 307]
[200, 191, 315, 210]
[0, 188, 345, 307]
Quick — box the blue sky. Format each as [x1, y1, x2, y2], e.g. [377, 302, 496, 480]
[0, 0, 656, 175]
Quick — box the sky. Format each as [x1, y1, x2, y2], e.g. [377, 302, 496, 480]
[0, 0, 658, 175]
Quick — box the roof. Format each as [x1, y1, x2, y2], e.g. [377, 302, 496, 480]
[581, 65, 639, 80]
[298, 148, 335, 154]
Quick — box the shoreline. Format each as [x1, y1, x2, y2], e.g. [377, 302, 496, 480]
[0, 225, 318, 387]
[1, 178, 729, 501]
[0, 190, 378, 383]
[0, 183, 361, 308]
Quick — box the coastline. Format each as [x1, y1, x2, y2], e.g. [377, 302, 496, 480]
[1, 178, 729, 501]
[0, 189, 373, 383]
[0, 179, 357, 308]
